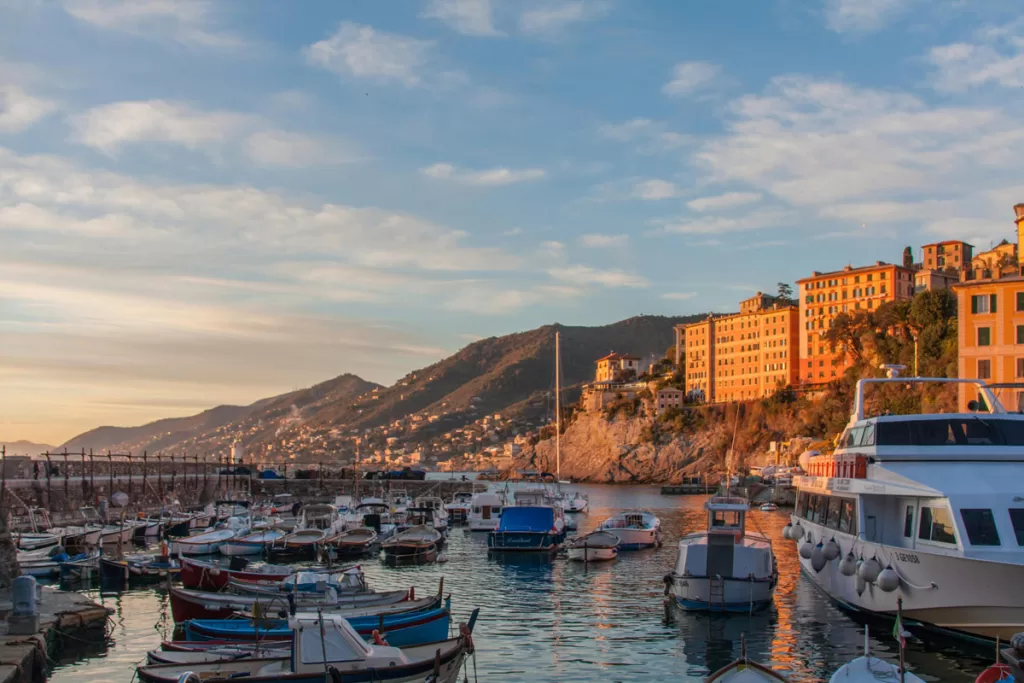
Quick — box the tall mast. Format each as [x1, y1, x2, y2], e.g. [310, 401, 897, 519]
[555, 330, 561, 484]
[354, 438, 360, 502]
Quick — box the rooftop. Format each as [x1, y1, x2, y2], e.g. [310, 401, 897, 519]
[796, 260, 911, 283]
[923, 239, 975, 249]
[596, 352, 640, 362]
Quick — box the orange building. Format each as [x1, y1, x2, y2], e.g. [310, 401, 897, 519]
[594, 352, 640, 383]
[796, 261, 915, 385]
[683, 292, 799, 403]
[954, 204, 1024, 411]
[922, 240, 973, 272]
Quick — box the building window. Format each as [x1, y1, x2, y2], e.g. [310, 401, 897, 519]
[1018, 325, 1024, 344]
[978, 359, 992, 379]
[979, 327, 991, 346]
[1017, 359, 1024, 378]
[1017, 292, 1024, 312]
[971, 294, 997, 314]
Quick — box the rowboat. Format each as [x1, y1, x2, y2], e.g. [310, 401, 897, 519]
[382, 525, 442, 565]
[14, 532, 62, 552]
[567, 530, 619, 562]
[830, 626, 924, 683]
[170, 527, 243, 556]
[99, 553, 178, 584]
[138, 610, 476, 683]
[19, 549, 99, 578]
[179, 557, 294, 591]
[706, 637, 790, 683]
[183, 606, 452, 648]
[220, 529, 286, 556]
[319, 527, 378, 558]
[268, 529, 325, 560]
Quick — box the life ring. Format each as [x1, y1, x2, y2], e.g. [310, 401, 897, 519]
[372, 630, 387, 646]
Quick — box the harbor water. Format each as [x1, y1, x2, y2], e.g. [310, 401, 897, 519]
[48, 485, 992, 682]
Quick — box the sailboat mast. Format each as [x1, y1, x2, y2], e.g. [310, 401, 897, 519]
[555, 330, 561, 484]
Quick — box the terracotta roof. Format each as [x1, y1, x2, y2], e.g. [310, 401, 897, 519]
[596, 352, 640, 362]
[796, 261, 912, 283]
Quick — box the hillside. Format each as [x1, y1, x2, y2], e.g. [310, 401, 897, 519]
[1, 440, 56, 457]
[59, 315, 702, 460]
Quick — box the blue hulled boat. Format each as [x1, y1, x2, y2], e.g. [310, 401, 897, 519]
[487, 505, 565, 552]
[183, 605, 451, 648]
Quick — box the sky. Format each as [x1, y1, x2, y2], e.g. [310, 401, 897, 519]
[2, 0, 1024, 445]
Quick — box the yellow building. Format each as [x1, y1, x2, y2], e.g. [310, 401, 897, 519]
[682, 293, 799, 403]
[594, 352, 640, 383]
[796, 262, 915, 385]
[922, 240, 973, 272]
[954, 204, 1024, 410]
[972, 240, 1017, 276]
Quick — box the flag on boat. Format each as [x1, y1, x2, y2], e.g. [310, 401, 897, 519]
[893, 611, 906, 648]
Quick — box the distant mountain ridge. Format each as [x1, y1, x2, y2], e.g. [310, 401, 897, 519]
[59, 315, 703, 458]
[1, 440, 56, 458]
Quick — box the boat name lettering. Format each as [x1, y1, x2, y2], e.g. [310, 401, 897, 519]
[831, 479, 851, 492]
[1014, 496, 1024, 503]
[895, 552, 919, 564]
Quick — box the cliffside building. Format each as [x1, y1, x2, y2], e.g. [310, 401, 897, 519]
[594, 352, 641, 382]
[682, 292, 799, 403]
[797, 261, 914, 386]
[922, 240, 973, 273]
[953, 203, 1024, 411]
[656, 388, 684, 413]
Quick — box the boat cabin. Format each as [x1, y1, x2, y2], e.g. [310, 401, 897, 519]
[706, 497, 750, 542]
[514, 489, 555, 507]
[470, 492, 504, 520]
[404, 507, 440, 527]
[290, 613, 404, 673]
[414, 496, 444, 511]
[299, 505, 338, 531]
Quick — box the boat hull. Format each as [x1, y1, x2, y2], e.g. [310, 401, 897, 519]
[487, 530, 564, 552]
[179, 557, 292, 591]
[567, 546, 617, 562]
[792, 517, 1024, 641]
[603, 527, 659, 550]
[670, 575, 775, 613]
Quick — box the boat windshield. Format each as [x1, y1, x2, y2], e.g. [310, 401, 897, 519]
[868, 418, 1024, 447]
[710, 511, 743, 529]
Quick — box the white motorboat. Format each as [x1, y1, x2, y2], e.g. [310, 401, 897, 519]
[785, 375, 1024, 641]
[599, 510, 661, 549]
[567, 530, 619, 562]
[560, 491, 589, 514]
[445, 491, 474, 524]
[670, 496, 777, 612]
[220, 528, 286, 556]
[760, 503, 779, 512]
[345, 499, 397, 540]
[171, 517, 248, 556]
[412, 496, 448, 534]
[830, 626, 923, 683]
[467, 490, 505, 532]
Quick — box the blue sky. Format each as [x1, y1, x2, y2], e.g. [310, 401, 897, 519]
[2, 0, 1024, 443]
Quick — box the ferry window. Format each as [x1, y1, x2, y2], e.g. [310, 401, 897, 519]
[817, 496, 831, 527]
[839, 500, 856, 535]
[903, 505, 913, 538]
[1009, 509, 1024, 545]
[861, 424, 875, 446]
[876, 421, 914, 445]
[917, 421, 958, 446]
[919, 506, 957, 545]
[998, 421, 1024, 444]
[795, 493, 808, 518]
[960, 419, 997, 445]
[827, 497, 843, 530]
[960, 509, 1000, 546]
[807, 495, 818, 523]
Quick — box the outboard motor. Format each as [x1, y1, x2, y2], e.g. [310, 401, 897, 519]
[364, 513, 381, 532]
[228, 556, 249, 572]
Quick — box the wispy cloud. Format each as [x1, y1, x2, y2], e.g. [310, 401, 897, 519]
[421, 162, 546, 186]
[61, 0, 246, 48]
[519, 1, 611, 36]
[244, 130, 361, 168]
[687, 192, 763, 212]
[0, 85, 57, 133]
[597, 119, 692, 154]
[580, 233, 628, 247]
[928, 21, 1024, 92]
[549, 265, 649, 288]
[305, 22, 438, 88]
[662, 61, 722, 98]
[657, 210, 793, 235]
[822, 0, 915, 33]
[633, 179, 680, 200]
[661, 291, 696, 300]
[422, 0, 504, 37]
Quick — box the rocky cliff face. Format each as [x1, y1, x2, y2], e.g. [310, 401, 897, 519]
[519, 410, 732, 483]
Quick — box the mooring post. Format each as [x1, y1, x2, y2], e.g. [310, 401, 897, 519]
[81, 449, 88, 501]
[203, 453, 209, 491]
[89, 449, 96, 503]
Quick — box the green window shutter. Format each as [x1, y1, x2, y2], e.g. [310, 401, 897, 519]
[972, 296, 978, 314]
[1018, 325, 1024, 345]
[991, 294, 998, 313]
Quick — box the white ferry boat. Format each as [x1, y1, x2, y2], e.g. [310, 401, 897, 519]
[785, 376, 1024, 641]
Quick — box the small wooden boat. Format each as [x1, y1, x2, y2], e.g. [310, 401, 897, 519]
[707, 637, 790, 683]
[179, 556, 294, 591]
[382, 524, 442, 565]
[320, 527, 378, 557]
[759, 503, 778, 512]
[99, 553, 179, 584]
[15, 532, 62, 552]
[268, 529, 326, 559]
[830, 625, 923, 683]
[220, 528, 286, 556]
[138, 610, 476, 683]
[147, 643, 289, 665]
[184, 606, 453, 648]
[567, 530, 619, 562]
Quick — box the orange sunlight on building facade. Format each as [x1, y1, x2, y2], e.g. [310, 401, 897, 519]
[922, 240, 973, 272]
[796, 262, 914, 386]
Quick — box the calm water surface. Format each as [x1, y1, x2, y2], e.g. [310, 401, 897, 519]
[49, 486, 990, 682]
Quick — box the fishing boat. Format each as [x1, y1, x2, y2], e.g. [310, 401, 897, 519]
[599, 510, 661, 549]
[146, 642, 289, 665]
[382, 524, 442, 565]
[706, 637, 790, 683]
[412, 496, 448, 534]
[180, 556, 322, 591]
[567, 530, 619, 562]
[396, 506, 448, 537]
[269, 505, 344, 560]
[760, 503, 779, 512]
[99, 552, 179, 584]
[220, 528, 286, 556]
[171, 517, 248, 556]
[19, 548, 99, 578]
[138, 610, 476, 683]
[183, 606, 453, 648]
[319, 527, 378, 558]
[785, 375, 1024, 641]
[560, 491, 589, 514]
[445, 491, 474, 524]
[345, 500, 397, 540]
[467, 490, 505, 532]
[14, 531, 62, 552]
[487, 504, 566, 553]
[669, 496, 777, 612]
[79, 507, 135, 545]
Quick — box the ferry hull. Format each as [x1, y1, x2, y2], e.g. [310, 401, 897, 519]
[792, 519, 1024, 641]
